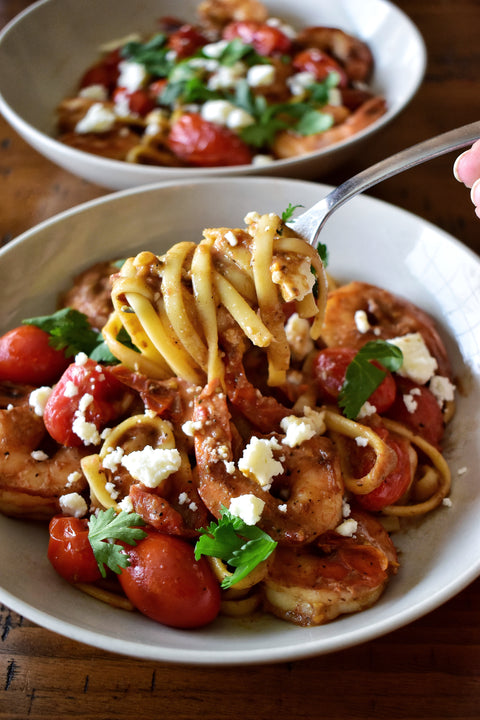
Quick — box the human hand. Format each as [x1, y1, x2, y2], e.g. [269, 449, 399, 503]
[454, 138, 480, 218]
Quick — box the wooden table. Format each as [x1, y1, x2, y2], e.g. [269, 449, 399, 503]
[1, 2, 480, 718]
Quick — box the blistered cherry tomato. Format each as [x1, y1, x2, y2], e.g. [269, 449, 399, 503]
[312, 347, 396, 414]
[79, 49, 121, 91]
[293, 48, 348, 87]
[48, 515, 101, 584]
[0, 325, 70, 385]
[386, 376, 444, 448]
[43, 358, 130, 447]
[167, 113, 252, 167]
[167, 24, 208, 59]
[118, 530, 221, 628]
[354, 430, 412, 511]
[223, 21, 292, 56]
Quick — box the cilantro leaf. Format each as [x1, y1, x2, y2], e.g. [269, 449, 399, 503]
[338, 340, 403, 419]
[281, 203, 304, 223]
[88, 508, 147, 578]
[23, 308, 103, 358]
[121, 34, 173, 77]
[316, 241, 329, 267]
[295, 109, 334, 136]
[194, 507, 277, 588]
[212, 38, 267, 67]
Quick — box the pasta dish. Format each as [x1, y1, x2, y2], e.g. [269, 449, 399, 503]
[56, 0, 386, 168]
[0, 209, 455, 629]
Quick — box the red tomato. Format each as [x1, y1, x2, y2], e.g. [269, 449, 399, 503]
[223, 21, 292, 56]
[167, 113, 253, 167]
[293, 48, 348, 87]
[386, 376, 444, 448]
[48, 515, 101, 584]
[113, 87, 156, 116]
[0, 325, 70, 385]
[312, 347, 396, 414]
[167, 24, 208, 59]
[79, 49, 121, 91]
[43, 358, 130, 447]
[353, 429, 412, 511]
[118, 530, 221, 628]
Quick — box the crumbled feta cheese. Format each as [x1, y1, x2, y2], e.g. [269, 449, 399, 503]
[284, 312, 314, 361]
[442, 497, 453, 507]
[59, 492, 88, 518]
[252, 154, 275, 166]
[280, 408, 326, 447]
[429, 375, 455, 406]
[188, 501, 198, 512]
[202, 39, 229, 58]
[335, 517, 358, 537]
[229, 493, 265, 525]
[357, 401, 377, 419]
[121, 445, 181, 488]
[278, 503, 287, 513]
[342, 499, 351, 517]
[387, 332, 438, 384]
[355, 436, 369, 447]
[29, 386, 52, 416]
[64, 380, 79, 398]
[224, 460, 235, 475]
[457, 466, 467, 475]
[403, 393, 418, 414]
[79, 84, 108, 101]
[102, 446, 125, 472]
[66, 471, 81, 487]
[117, 60, 148, 92]
[354, 309, 371, 334]
[75, 352, 89, 366]
[287, 71, 316, 96]
[105, 481, 119, 500]
[72, 414, 101, 446]
[265, 16, 297, 39]
[247, 64, 275, 87]
[118, 495, 134, 513]
[238, 436, 283, 489]
[181, 420, 202, 436]
[201, 99, 235, 125]
[75, 103, 116, 133]
[226, 107, 255, 130]
[31, 450, 48, 461]
[225, 230, 238, 246]
[178, 492, 188, 505]
[188, 57, 219, 72]
[207, 62, 246, 90]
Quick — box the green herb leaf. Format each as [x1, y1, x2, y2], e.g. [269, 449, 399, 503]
[121, 34, 173, 77]
[88, 508, 147, 578]
[316, 241, 329, 267]
[194, 507, 277, 588]
[23, 308, 103, 358]
[281, 202, 304, 223]
[295, 109, 334, 136]
[213, 38, 268, 67]
[338, 340, 403, 419]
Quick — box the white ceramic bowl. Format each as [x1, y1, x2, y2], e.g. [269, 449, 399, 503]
[0, 177, 479, 665]
[0, 0, 426, 190]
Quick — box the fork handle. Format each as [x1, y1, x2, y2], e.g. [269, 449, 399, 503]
[295, 119, 480, 247]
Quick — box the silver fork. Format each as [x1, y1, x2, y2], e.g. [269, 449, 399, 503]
[290, 120, 480, 247]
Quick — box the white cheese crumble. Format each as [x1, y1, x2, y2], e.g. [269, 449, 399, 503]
[75, 103, 116, 134]
[355, 436, 368, 447]
[229, 493, 265, 525]
[224, 230, 238, 246]
[429, 375, 455, 406]
[442, 497, 453, 507]
[247, 64, 275, 87]
[238, 436, 283, 490]
[280, 408, 326, 447]
[287, 71, 316, 96]
[335, 517, 358, 537]
[102, 446, 125, 472]
[79, 84, 108, 101]
[31, 450, 48, 461]
[121, 445, 181, 488]
[387, 332, 438, 384]
[252, 154, 275, 166]
[75, 352, 89, 366]
[59, 492, 88, 518]
[357, 400, 377, 419]
[354, 309, 371, 334]
[284, 312, 314, 361]
[202, 39, 229, 58]
[403, 393, 418, 414]
[207, 62, 246, 90]
[64, 380, 79, 398]
[181, 420, 202, 437]
[66, 471, 82, 487]
[29, 386, 52, 416]
[118, 495, 134, 513]
[117, 60, 148, 92]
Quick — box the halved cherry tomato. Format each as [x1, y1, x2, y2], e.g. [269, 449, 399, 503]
[352, 428, 412, 511]
[48, 515, 101, 584]
[118, 530, 221, 628]
[0, 325, 71, 385]
[43, 358, 131, 447]
[167, 24, 208, 59]
[293, 48, 348, 87]
[223, 21, 292, 56]
[167, 113, 253, 167]
[312, 347, 396, 414]
[386, 376, 444, 448]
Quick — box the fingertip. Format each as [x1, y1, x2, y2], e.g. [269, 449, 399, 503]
[453, 151, 468, 183]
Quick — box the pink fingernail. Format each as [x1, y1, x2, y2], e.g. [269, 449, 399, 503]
[453, 151, 468, 182]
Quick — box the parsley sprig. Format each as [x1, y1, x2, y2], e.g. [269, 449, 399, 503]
[194, 507, 277, 589]
[121, 34, 173, 77]
[88, 508, 147, 578]
[338, 340, 403, 419]
[23, 308, 106, 358]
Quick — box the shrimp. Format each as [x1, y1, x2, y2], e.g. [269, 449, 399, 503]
[193, 380, 344, 545]
[272, 96, 386, 159]
[262, 508, 398, 625]
[0, 383, 87, 520]
[296, 26, 375, 83]
[320, 282, 452, 380]
[197, 0, 268, 31]
[61, 260, 117, 331]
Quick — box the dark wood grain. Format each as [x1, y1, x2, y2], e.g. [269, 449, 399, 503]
[1, 1, 480, 718]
